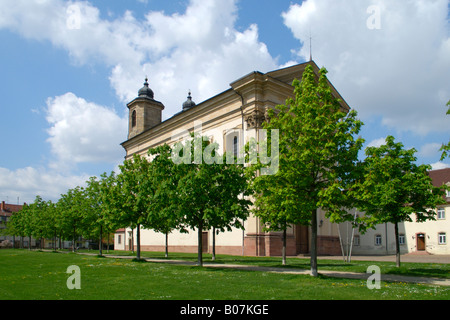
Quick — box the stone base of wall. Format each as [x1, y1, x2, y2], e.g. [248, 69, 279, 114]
[243, 233, 297, 256]
[125, 245, 243, 256]
[317, 235, 341, 256]
[125, 234, 341, 257]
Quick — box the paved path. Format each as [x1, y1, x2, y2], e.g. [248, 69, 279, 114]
[100, 254, 450, 287]
[316, 253, 450, 264]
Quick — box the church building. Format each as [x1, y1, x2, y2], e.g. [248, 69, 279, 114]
[114, 60, 350, 257]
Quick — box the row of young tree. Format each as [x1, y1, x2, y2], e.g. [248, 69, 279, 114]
[5, 139, 251, 266]
[5, 65, 448, 275]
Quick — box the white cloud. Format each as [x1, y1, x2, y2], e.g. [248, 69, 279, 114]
[0, 166, 89, 203]
[45, 92, 128, 170]
[0, 0, 279, 118]
[0, 0, 282, 202]
[366, 137, 387, 149]
[282, 0, 450, 136]
[430, 162, 450, 170]
[113, 0, 278, 116]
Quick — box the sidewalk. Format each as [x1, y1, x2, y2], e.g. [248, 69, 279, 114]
[101, 254, 450, 287]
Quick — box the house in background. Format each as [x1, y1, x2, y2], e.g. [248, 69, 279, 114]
[0, 201, 35, 248]
[338, 168, 450, 256]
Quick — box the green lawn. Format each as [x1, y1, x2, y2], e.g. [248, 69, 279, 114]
[98, 249, 450, 279]
[0, 250, 448, 300]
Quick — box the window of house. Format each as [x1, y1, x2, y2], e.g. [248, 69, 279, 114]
[353, 235, 360, 246]
[437, 208, 445, 220]
[398, 234, 405, 245]
[118, 235, 121, 244]
[375, 234, 382, 246]
[438, 233, 446, 245]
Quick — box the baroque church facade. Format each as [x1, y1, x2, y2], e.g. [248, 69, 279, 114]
[114, 61, 350, 257]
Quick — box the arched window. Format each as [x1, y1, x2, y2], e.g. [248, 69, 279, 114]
[233, 136, 238, 157]
[131, 110, 137, 128]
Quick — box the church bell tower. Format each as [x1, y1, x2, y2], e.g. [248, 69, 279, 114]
[127, 78, 165, 139]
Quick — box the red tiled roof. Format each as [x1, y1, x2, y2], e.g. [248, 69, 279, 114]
[428, 168, 450, 187]
[1, 201, 24, 214]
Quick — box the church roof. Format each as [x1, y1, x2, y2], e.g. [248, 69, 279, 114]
[182, 91, 196, 111]
[138, 77, 154, 99]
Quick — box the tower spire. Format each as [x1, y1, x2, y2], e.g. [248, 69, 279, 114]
[309, 30, 312, 62]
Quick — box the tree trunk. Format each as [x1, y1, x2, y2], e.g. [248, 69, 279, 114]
[197, 220, 203, 267]
[107, 232, 110, 254]
[99, 225, 103, 257]
[310, 209, 318, 277]
[165, 232, 169, 258]
[72, 226, 76, 252]
[212, 227, 216, 261]
[394, 221, 401, 268]
[136, 224, 141, 261]
[282, 228, 287, 266]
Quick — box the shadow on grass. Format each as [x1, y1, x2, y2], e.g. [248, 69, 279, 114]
[386, 267, 449, 278]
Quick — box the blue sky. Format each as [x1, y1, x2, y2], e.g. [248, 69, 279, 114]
[0, 0, 449, 204]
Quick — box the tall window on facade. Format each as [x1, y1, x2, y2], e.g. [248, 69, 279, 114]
[439, 233, 446, 245]
[233, 136, 238, 157]
[375, 234, 382, 246]
[398, 234, 405, 245]
[132, 110, 137, 128]
[437, 208, 445, 220]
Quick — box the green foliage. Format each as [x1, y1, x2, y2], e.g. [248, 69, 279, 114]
[351, 136, 446, 230]
[57, 187, 89, 251]
[250, 64, 364, 274]
[147, 144, 183, 236]
[350, 136, 446, 266]
[84, 172, 119, 255]
[174, 134, 251, 265]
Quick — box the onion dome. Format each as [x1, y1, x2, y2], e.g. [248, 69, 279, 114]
[138, 77, 154, 99]
[182, 91, 196, 111]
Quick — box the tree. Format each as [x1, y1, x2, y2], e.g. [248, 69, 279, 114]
[58, 187, 87, 252]
[252, 65, 364, 276]
[439, 100, 450, 160]
[30, 196, 57, 250]
[250, 170, 302, 265]
[206, 154, 252, 261]
[85, 172, 119, 256]
[175, 134, 251, 266]
[114, 154, 154, 260]
[5, 205, 29, 248]
[147, 144, 185, 258]
[351, 136, 446, 267]
[45, 200, 60, 251]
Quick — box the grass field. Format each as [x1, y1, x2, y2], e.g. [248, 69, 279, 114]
[0, 249, 448, 301]
[105, 249, 450, 279]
